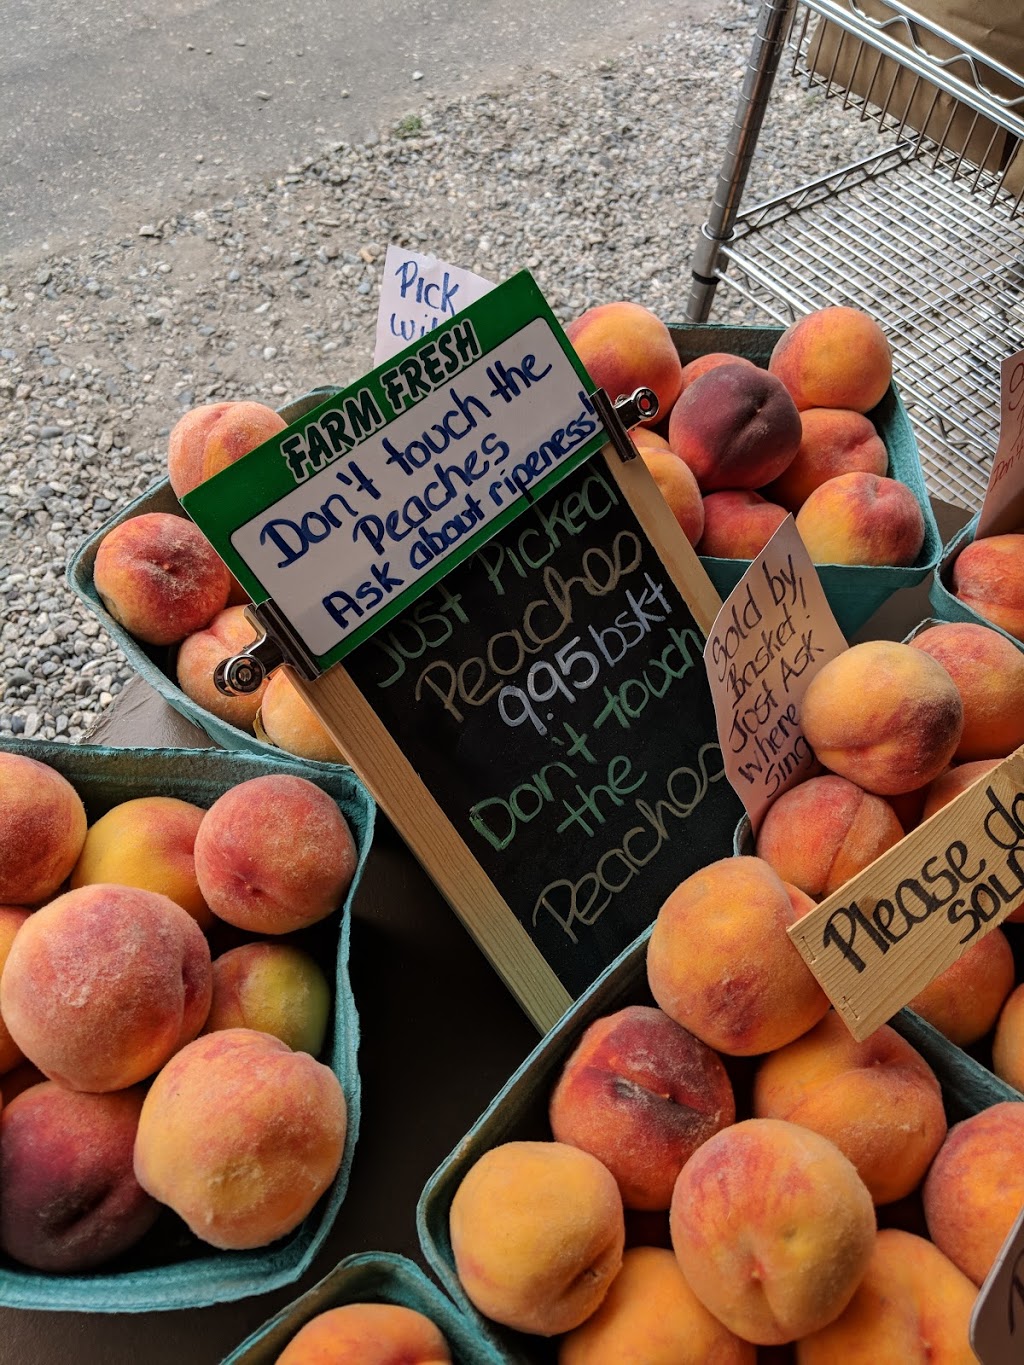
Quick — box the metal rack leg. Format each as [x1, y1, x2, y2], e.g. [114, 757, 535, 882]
[686, 0, 799, 322]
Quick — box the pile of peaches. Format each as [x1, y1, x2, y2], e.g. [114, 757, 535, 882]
[568, 299, 927, 567]
[0, 750, 356, 1273]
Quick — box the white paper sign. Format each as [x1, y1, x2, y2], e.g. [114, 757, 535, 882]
[373, 246, 494, 366]
[977, 349, 1024, 540]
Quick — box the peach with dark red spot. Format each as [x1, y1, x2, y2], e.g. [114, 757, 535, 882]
[668, 363, 801, 492]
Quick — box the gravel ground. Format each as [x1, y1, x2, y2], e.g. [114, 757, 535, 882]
[0, 0, 883, 742]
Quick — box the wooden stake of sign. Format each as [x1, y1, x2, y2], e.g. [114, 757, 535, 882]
[789, 746, 1024, 1041]
[972, 1203, 1024, 1364]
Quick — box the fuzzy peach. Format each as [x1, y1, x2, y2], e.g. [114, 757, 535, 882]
[753, 1012, 947, 1204]
[647, 857, 829, 1056]
[176, 604, 268, 732]
[907, 929, 1014, 1046]
[559, 1245, 756, 1365]
[912, 621, 1024, 760]
[566, 301, 682, 426]
[0, 906, 29, 1074]
[0, 883, 212, 1092]
[765, 408, 888, 511]
[993, 984, 1024, 1093]
[640, 449, 704, 546]
[168, 400, 287, 499]
[0, 751, 87, 906]
[800, 641, 964, 796]
[631, 428, 672, 454]
[952, 533, 1024, 641]
[202, 941, 331, 1056]
[194, 773, 357, 934]
[923, 1102, 1024, 1285]
[259, 669, 345, 763]
[768, 307, 892, 413]
[697, 490, 789, 559]
[449, 1140, 624, 1336]
[71, 795, 213, 930]
[134, 1028, 346, 1250]
[670, 1118, 876, 1345]
[921, 760, 1001, 821]
[548, 1005, 735, 1210]
[0, 1082, 158, 1271]
[668, 363, 801, 492]
[678, 351, 756, 393]
[795, 471, 924, 567]
[277, 1304, 452, 1365]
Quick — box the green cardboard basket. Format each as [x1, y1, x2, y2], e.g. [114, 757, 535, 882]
[0, 738, 374, 1313]
[222, 1252, 508, 1365]
[928, 511, 1024, 653]
[667, 324, 942, 639]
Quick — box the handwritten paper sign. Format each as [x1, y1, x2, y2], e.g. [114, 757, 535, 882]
[971, 1203, 1024, 1364]
[789, 746, 1024, 1040]
[703, 518, 847, 831]
[373, 246, 494, 366]
[977, 349, 1024, 540]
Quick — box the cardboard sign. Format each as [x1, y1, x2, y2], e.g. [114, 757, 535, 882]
[703, 517, 847, 831]
[373, 246, 494, 366]
[977, 349, 1024, 540]
[971, 1203, 1024, 1364]
[789, 746, 1024, 1040]
[184, 273, 609, 669]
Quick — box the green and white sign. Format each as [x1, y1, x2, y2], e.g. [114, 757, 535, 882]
[183, 271, 606, 669]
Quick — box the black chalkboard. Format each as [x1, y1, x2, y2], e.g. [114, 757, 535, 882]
[343, 455, 742, 998]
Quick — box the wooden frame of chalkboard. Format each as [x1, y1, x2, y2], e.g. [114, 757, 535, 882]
[287, 442, 737, 1032]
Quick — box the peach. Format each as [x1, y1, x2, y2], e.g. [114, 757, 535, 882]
[752, 1012, 947, 1204]
[670, 1118, 876, 1345]
[668, 363, 801, 492]
[0, 906, 29, 1073]
[994, 984, 1024, 1092]
[800, 641, 964, 796]
[1, 1061, 44, 1105]
[0, 1082, 158, 1271]
[952, 533, 1024, 641]
[259, 669, 345, 763]
[548, 1005, 735, 1210]
[176, 604, 268, 732]
[678, 351, 756, 393]
[203, 942, 331, 1056]
[921, 759, 1001, 821]
[0, 751, 87, 905]
[795, 471, 924, 566]
[566, 301, 682, 426]
[911, 621, 1024, 760]
[765, 408, 888, 511]
[168, 400, 287, 499]
[631, 428, 672, 454]
[93, 512, 231, 647]
[449, 1140, 624, 1336]
[559, 1245, 756, 1365]
[194, 773, 357, 934]
[795, 1229, 978, 1365]
[923, 1101, 1024, 1285]
[134, 1028, 346, 1250]
[754, 775, 904, 900]
[277, 1304, 452, 1364]
[768, 307, 892, 413]
[907, 928, 1014, 1046]
[697, 490, 789, 559]
[640, 448, 704, 546]
[647, 857, 829, 1056]
[71, 795, 213, 931]
[0, 883, 212, 1092]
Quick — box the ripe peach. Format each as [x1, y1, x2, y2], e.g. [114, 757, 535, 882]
[911, 621, 1024, 760]
[559, 1245, 756, 1364]
[752, 1012, 947, 1204]
[93, 512, 231, 647]
[640, 448, 704, 546]
[678, 351, 756, 393]
[907, 928, 1014, 1046]
[768, 307, 892, 413]
[449, 1140, 624, 1335]
[203, 942, 330, 1056]
[0, 751, 87, 906]
[566, 301, 682, 426]
[548, 1005, 735, 1210]
[766, 408, 888, 511]
[994, 984, 1024, 1093]
[0, 906, 29, 1074]
[259, 669, 345, 763]
[754, 775, 904, 900]
[952, 533, 1024, 641]
[697, 490, 789, 559]
[71, 795, 213, 931]
[631, 428, 672, 454]
[795, 472, 925, 566]
[134, 1028, 346, 1250]
[795, 1229, 978, 1365]
[647, 857, 829, 1056]
[800, 641, 964, 796]
[194, 773, 357, 934]
[923, 1102, 1024, 1285]
[921, 759, 1001, 822]
[276, 1304, 452, 1364]
[176, 604, 268, 732]
[168, 400, 287, 499]
[670, 1118, 876, 1345]
[0, 883, 212, 1092]
[668, 363, 801, 492]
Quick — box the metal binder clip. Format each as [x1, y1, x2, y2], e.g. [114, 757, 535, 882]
[214, 600, 322, 696]
[591, 386, 660, 462]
